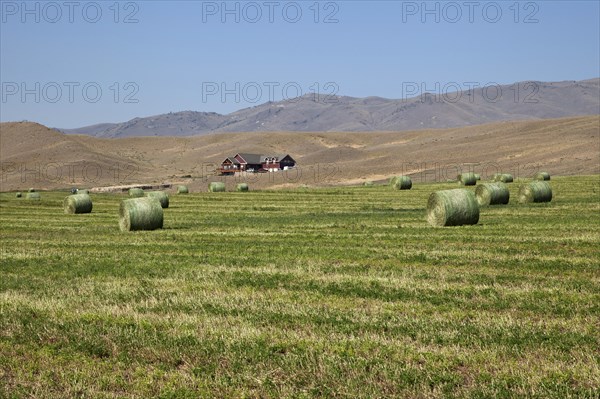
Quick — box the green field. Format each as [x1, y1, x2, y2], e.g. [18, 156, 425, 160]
[1, 177, 599, 398]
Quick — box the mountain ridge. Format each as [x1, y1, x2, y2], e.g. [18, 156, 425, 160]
[58, 78, 600, 138]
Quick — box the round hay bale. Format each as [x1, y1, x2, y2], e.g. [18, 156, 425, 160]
[129, 188, 144, 197]
[518, 181, 552, 204]
[474, 173, 481, 181]
[363, 181, 374, 187]
[475, 183, 510, 206]
[534, 172, 550, 181]
[77, 189, 89, 194]
[236, 183, 249, 192]
[426, 189, 480, 227]
[119, 197, 164, 232]
[63, 194, 93, 214]
[208, 182, 225, 192]
[71, 188, 78, 194]
[493, 173, 513, 183]
[457, 172, 477, 186]
[15, 192, 22, 198]
[177, 185, 189, 194]
[26, 192, 41, 201]
[390, 176, 412, 190]
[28, 188, 36, 193]
[146, 191, 169, 208]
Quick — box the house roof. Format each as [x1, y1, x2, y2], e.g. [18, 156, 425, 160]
[222, 157, 240, 165]
[233, 153, 296, 164]
[278, 154, 295, 162]
[236, 153, 263, 164]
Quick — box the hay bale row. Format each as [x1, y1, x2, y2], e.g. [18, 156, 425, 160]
[427, 189, 479, 227]
[493, 173, 514, 183]
[129, 188, 145, 197]
[390, 176, 412, 190]
[63, 194, 93, 214]
[177, 185, 189, 194]
[119, 197, 163, 232]
[534, 172, 551, 181]
[209, 182, 226, 192]
[236, 183, 249, 192]
[518, 181, 552, 203]
[458, 172, 477, 186]
[26, 192, 41, 200]
[146, 191, 169, 208]
[475, 183, 510, 206]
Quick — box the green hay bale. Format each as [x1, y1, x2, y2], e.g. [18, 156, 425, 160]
[475, 183, 510, 206]
[534, 172, 551, 181]
[177, 185, 189, 194]
[209, 182, 225, 192]
[63, 194, 93, 214]
[119, 197, 164, 232]
[518, 181, 552, 204]
[129, 188, 144, 197]
[363, 181, 374, 187]
[493, 173, 513, 183]
[474, 174, 481, 181]
[28, 188, 35, 192]
[236, 183, 249, 192]
[15, 192, 22, 198]
[26, 192, 41, 201]
[390, 176, 412, 190]
[427, 189, 480, 227]
[146, 191, 169, 208]
[502, 174, 514, 183]
[77, 189, 89, 194]
[457, 172, 477, 186]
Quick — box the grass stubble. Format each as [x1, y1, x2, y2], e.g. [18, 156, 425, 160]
[0, 176, 599, 398]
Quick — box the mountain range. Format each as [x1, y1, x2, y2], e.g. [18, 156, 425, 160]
[59, 79, 599, 138]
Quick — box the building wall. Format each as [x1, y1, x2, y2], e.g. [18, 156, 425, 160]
[262, 162, 280, 169]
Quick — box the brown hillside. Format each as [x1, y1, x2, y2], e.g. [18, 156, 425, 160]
[1, 116, 598, 191]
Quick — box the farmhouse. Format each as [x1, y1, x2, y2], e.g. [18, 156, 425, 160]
[219, 153, 296, 175]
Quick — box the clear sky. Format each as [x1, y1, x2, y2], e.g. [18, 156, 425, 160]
[1, 0, 599, 128]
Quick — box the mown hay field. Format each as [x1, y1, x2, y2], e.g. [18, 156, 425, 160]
[1, 176, 599, 398]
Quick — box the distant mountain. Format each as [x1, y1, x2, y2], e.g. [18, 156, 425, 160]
[60, 78, 599, 137]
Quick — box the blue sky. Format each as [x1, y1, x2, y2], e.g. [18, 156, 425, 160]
[1, 0, 599, 128]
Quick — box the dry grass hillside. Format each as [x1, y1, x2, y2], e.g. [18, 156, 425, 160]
[1, 115, 598, 191]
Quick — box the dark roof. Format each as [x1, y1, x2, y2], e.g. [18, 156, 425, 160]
[236, 153, 263, 164]
[222, 157, 240, 165]
[234, 153, 296, 164]
[278, 154, 295, 162]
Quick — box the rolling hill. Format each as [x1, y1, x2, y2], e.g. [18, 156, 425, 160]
[1, 115, 598, 191]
